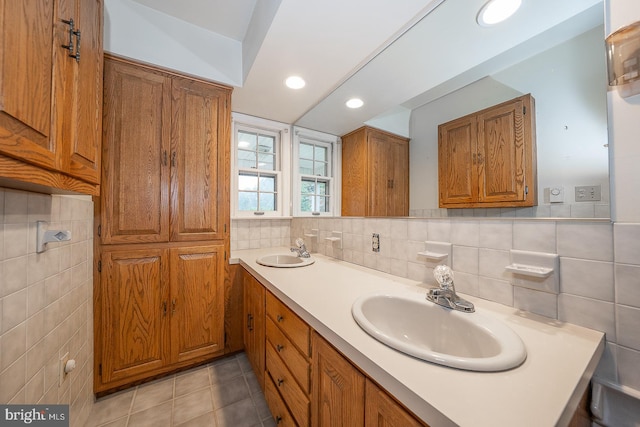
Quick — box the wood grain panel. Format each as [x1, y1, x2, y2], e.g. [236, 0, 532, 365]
[265, 373, 297, 427]
[243, 270, 266, 390]
[266, 343, 310, 426]
[341, 129, 368, 216]
[0, 0, 56, 167]
[266, 316, 311, 393]
[66, 0, 103, 184]
[365, 379, 426, 427]
[312, 332, 365, 427]
[170, 245, 225, 363]
[170, 77, 230, 242]
[100, 248, 169, 383]
[438, 116, 476, 206]
[101, 58, 171, 244]
[225, 263, 244, 354]
[266, 292, 311, 357]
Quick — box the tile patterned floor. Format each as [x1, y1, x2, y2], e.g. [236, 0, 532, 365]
[87, 353, 274, 427]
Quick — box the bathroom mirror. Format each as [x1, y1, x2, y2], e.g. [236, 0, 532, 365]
[295, 0, 610, 219]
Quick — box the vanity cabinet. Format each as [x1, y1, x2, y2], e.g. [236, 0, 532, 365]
[97, 245, 225, 388]
[0, 0, 103, 195]
[438, 94, 537, 208]
[243, 271, 266, 390]
[241, 268, 427, 426]
[265, 292, 312, 426]
[341, 126, 410, 216]
[95, 56, 232, 393]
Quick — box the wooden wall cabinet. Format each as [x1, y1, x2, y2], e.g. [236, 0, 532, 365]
[0, 0, 103, 195]
[342, 126, 409, 216]
[95, 56, 232, 393]
[438, 94, 537, 208]
[100, 57, 229, 245]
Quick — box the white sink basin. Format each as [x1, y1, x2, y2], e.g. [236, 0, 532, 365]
[352, 291, 526, 371]
[256, 254, 315, 268]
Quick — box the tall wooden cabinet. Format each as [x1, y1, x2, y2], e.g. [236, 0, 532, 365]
[438, 94, 537, 208]
[95, 56, 232, 393]
[0, 0, 103, 195]
[341, 126, 410, 216]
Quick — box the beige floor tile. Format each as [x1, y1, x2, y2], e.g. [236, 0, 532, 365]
[89, 389, 135, 425]
[209, 358, 242, 385]
[131, 376, 175, 413]
[127, 402, 172, 427]
[173, 387, 214, 425]
[211, 376, 250, 409]
[95, 416, 128, 427]
[215, 397, 260, 427]
[174, 411, 217, 427]
[175, 368, 210, 397]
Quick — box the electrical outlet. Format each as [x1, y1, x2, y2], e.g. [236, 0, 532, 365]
[575, 185, 601, 202]
[59, 352, 70, 387]
[372, 233, 380, 252]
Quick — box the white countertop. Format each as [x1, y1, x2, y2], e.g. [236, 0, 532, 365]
[232, 248, 604, 427]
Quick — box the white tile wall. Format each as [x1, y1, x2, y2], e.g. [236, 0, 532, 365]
[0, 188, 93, 427]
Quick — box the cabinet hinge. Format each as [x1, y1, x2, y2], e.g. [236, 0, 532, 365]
[525, 185, 529, 195]
[97, 224, 101, 237]
[98, 363, 102, 376]
[97, 260, 102, 273]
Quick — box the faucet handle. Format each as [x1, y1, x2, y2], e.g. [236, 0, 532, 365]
[433, 265, 454, 289]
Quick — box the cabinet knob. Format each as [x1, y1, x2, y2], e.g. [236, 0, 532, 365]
[276, 344, 284, 352]
[277, 315, 284, 323]
[275, 415, 283, 424]
[277, 378, 284, 387]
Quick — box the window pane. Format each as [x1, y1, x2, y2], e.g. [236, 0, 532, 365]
[300, 159, 314, 175]
[300, 143, 314, 159]
[238, 192, 258, 211]
[258, 135, 275, 154]
[301, 179, 315, 195]
[259, 193, 276, 211]
[259, 175, 276, 192]
[238, 131, 257, 151]
[239, 173, 258, 191]
[314, 146, 327, 162]
[314, 162, 327, 177]
[238, 150, 257, 169]
[301, 195, 313, 212]
[318, 196, 329, 212]
[317, 180, 328, 195]
[257, 153, 275, 170]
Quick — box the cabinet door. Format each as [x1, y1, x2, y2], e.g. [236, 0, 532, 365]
[170, 245, 225, 363]
[170, 77, 230, 242]
[244, 271, 266, 390]
[64, 0, 103, 184]
[0, 0, 57, 169]
[100, 248, 170, 384]
[367, 132, 393, 217]
[312, 333, 365, 427]
[438, 115, 477, 206]
[476, 97, 528, 203]
[387, 138, 409, 216]
[101, 59, 171, 244]
[365, 380, 425, 427]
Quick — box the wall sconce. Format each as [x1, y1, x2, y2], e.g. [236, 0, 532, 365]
[606, 21, 640, 98]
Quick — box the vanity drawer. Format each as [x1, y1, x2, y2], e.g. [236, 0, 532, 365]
[266, 316, 311, 393]
[265, 375, 297, 427]
[266, 292, 311, 356]
[266, 343, 310, 427]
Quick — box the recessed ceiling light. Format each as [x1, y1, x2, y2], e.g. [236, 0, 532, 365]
[477, 0, 521, 27]
[346, 98, 364, 109]
[285, 76, 306, 89]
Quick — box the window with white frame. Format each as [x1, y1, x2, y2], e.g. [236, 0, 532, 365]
[232, 114, 290, 218]
[293, 128, 341, 216]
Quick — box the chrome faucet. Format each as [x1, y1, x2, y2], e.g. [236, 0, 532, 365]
[426, 265, 475, 313]
[290, 237, 311, 258]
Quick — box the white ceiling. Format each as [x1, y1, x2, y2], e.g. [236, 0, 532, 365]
[128, 0, 604, 136]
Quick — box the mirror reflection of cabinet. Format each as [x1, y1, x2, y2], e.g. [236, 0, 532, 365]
[438, 94, 537, 208]
[342, 126, 410, 216]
